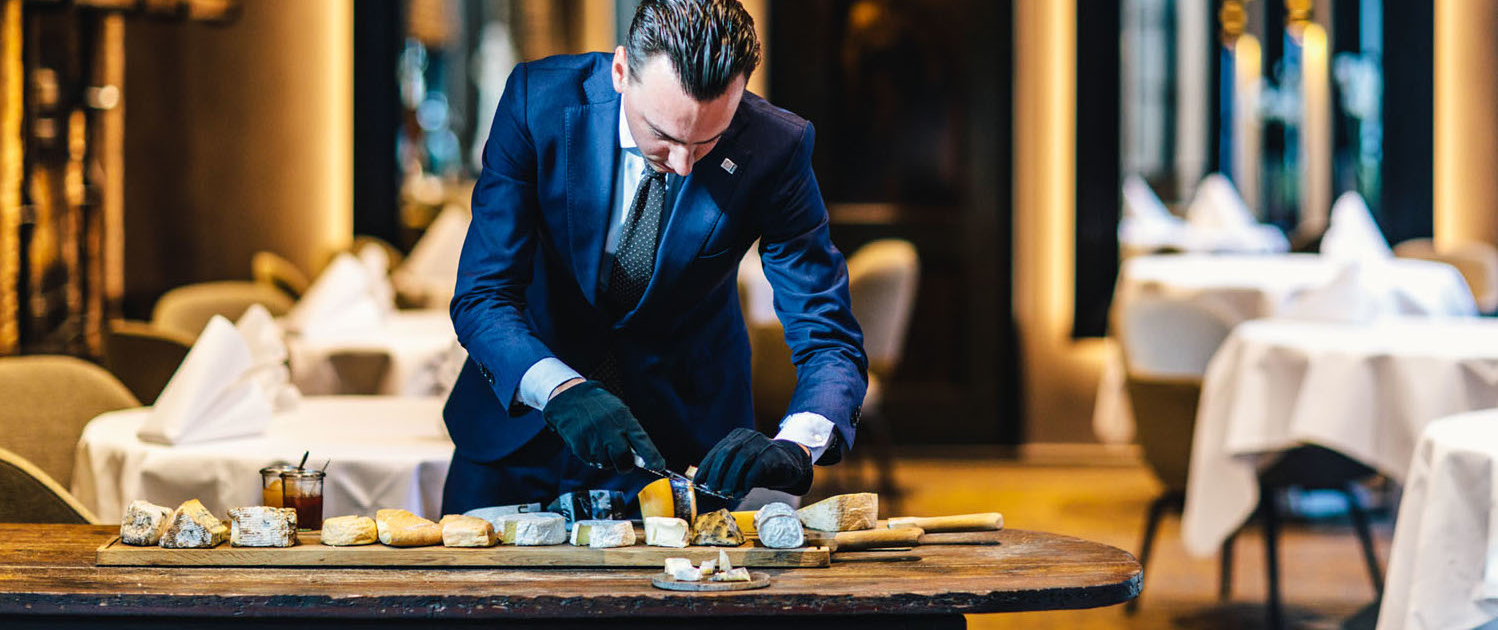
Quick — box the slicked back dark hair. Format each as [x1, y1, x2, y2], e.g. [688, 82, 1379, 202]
[625, 0, 761, 101]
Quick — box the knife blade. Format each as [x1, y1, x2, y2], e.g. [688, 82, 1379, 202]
[631, 453, 738, 501]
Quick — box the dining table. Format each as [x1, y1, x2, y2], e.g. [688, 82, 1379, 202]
[284, 309, 464, 397]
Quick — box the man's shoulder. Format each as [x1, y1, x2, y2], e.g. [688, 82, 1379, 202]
[514, 52, 614, 106]
[736, 92, 811, 142]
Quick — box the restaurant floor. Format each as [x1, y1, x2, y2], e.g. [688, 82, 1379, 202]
[836, 455, 1391, 629]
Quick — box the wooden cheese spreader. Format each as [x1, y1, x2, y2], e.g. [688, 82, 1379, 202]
[804, 512, 1005, 552]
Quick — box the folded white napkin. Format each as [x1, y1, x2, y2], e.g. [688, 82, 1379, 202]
[138, 316, 274, 445]
[235, 304, 301, 411]
[284, 252, 392, 340]
[356, 243, 397, 313]
[397, 205, 469, 285]
[1186, 173, 1257, 231]
[1119, 175, 1193, 254]
[1280, 262, 1394, 323]
[1320, 191, 1392, 261]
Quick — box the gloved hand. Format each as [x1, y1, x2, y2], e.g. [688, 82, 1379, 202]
[542, 380, 665, 472]
[696, 428, 813, 497]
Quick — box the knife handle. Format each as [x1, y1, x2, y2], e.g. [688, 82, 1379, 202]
[886, 513, 1004, 533]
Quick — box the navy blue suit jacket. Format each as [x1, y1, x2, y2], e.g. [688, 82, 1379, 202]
[444, 53, 867, 471]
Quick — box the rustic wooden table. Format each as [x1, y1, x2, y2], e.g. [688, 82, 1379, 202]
[0, 524, 1140, 629]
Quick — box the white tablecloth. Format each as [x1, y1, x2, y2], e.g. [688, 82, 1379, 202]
[1181, 317, 1498, 557]
[71, 396, 453, 522]
[1095, 254, 1478, 443]
[1378, 410, 1498, 630]
[285, 310, 464, 397]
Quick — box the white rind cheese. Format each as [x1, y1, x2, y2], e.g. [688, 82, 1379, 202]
[502, 512, 567, 546]
[796, 493, 878, 532]
[670, 565, 703, 581]
[462, 503, 542, 530]
[228, 506, 298, 547]
[664, 557, 693, 575]
[159, 499, 228, 549]
[440, 514, 498, 547]
[755, 503, 805, 549]
[643, 516, 689, 548]
[321, 515, 378, 546]
[570, 519, 635, 548]
[120, 500, 173, 546]
[711, 567, 752, 582]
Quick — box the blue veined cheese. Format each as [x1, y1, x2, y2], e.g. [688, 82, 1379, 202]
[229, 506, 298, 547]
[120, 500, 173, 546]
[159, 499, 228, 548]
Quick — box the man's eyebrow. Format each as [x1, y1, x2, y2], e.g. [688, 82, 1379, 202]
[644, 115, 725, 146]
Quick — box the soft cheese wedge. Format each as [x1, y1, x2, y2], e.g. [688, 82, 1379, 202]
[159, 499, 228, 549]
[439, 514, 498, 547]
[228, 506, 298, 547]
[644, 516, 689, 548]
[321, 515, 378, 546]
[796, 493, 878, 532]
[496, 512, 567, 545]
[754, 502, 805, 549]
[375, 509, 442, 547]
[570, 519, 635, 548]
[120, 500, 173, 546]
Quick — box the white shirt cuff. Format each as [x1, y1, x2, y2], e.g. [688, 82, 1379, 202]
[774, 412, 837, 462]
[517, 357, 584, 411]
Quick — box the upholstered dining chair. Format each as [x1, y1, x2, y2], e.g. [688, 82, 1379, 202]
[103, 319, 193, 405]
[151, 280, 294, 339]
[252, 250, 311, 301]
[0, 356, 139, 492]
[1395, 238, 1498, 314]
[0, 447, 98, 524]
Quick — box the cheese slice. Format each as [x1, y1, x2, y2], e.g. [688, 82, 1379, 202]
[159, 499, 228, 549]
[498, 512, 567, 545]
[570, 519, 635, 548]
[730, 510, 757, 535]
[664, 557, 693, 575]
[690, 508, 745, 546]
[229, 506, 298, 547]
[643, 516, 689, 548]
[375, 508, 442, 547]
[120, 500, 173, 546]
[796, 493, 878, 532]
[712, 567, 752, 582]
[754, 502, 805, 549]
[638, 476, 697, 522]
[440, 514, 498, 547]
[320, 515, 378, 546]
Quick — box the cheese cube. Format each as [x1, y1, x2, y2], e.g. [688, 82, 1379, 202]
[120, 500, 173, 546]
[569, 519, 635, 548]
[440, 514, 498, 547]
[643, 516, 689, 548]
[228, 506, 298, 547]
[321, 515, 378, 546]
[699, 559, 717, 576]
[159, 499, 228, 549]
[797, 493, 878, 532]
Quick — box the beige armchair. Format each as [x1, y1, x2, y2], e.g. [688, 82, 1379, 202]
[104, 320, 194, 405]
[0, 447, 98, 524]
[151, 280, 294, 339]
[0, 356, 139, 491]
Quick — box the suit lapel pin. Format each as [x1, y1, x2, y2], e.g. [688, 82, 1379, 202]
[720, 157, 737, 175]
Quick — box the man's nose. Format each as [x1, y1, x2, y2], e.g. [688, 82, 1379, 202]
[667, 145, 693, 176]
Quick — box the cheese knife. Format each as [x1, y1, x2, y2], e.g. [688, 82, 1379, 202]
[632, 453, 738, 501]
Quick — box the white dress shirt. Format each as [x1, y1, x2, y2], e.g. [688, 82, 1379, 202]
[514, 100, 836, 461]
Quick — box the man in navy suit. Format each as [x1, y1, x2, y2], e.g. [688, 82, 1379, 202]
[441, 0, 867, 515]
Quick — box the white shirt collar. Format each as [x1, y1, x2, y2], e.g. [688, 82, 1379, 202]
[618, 98, 638, 152]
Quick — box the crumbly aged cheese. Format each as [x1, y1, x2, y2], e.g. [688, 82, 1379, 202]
[754, 502, 805, 549]
[664, 557, 693, 575]
[463, 503, 542, 530]
[643, 516, 689, 548]
[228, 506, 298, 547]
[320, 515, 378, 546]
[498, 512, 567, 545]
[730, 510, 757, 534]
[120, 500, 173, 546]
[699, 558, 717, 577]
[690, 508, 745, 546]
[549, 490, 626, 523]
[440, 514, 498, 547]
[159, 499, 228, 549]
[570, 519, 635, 548]
[797, 493, 878, 532]
[638, 476, 697, 522]
[375, 509, 442, 547]
[712, 567, 752, 582]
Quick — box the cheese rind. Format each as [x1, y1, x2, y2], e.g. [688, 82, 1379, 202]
[463, 503, 542, 531]
[644, 516, 689, 548]
[797, 493, 878, 532]
[711, 567, 752, 582]
[690, 508, 745, 546]
[638, 476, 697, 522]
[228, 506, 298, 547]
[375, 509, 442, 547]
[159, 499, 228, 549]
[500, 512, 567, 545]
[440, 514, 498, 547]
[570, 519, 635, 548]
[755, 502, 805, 549]
[320, 515, 378, 546]
[120, 500, 173, 546]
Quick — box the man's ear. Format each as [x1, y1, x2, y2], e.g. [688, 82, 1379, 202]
[611, 46, 627, 93]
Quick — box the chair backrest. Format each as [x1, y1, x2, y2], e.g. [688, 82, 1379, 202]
[151, 280, 294, 339]
[0, 447, 98, 524]
[103, 320, 194, 405]
[1394, 240, 1498, 314]
[251, 250, 310, 300]
[0, 356, 139, 489]
[1392, 237, 1437, 259]
[847, 239, 920, 379]
[1125, 375, 1202, 491]
[353, 235, 406, 270]
[1116, 294, 1235, 378]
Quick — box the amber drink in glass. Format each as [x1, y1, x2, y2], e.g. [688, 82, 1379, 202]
[280, 469, 325, 530]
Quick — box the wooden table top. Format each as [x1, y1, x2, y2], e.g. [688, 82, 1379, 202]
[0, 524, 1140, 620]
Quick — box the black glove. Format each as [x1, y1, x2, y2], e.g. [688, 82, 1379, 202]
[696, 428, 813, 497]
[542, 380, 665, 472]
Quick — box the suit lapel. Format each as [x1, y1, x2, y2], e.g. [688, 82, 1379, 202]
[565, 68, 621, 308]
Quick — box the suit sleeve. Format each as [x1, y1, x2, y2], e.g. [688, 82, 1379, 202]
[450, 64, 557, 415]
[758, 122, 869, 464]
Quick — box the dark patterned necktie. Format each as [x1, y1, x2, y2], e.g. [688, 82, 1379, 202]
[605, 166, 668, 314]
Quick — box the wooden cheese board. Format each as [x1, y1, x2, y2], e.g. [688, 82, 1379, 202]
[650, 571, 771, 591]
[95, 531, 831, 568]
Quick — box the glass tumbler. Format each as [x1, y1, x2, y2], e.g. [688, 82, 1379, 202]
[260, 464, 299, 508]
[280, 469, 326, 531]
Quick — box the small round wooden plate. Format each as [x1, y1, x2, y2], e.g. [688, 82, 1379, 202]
[650, 571, 771, 591]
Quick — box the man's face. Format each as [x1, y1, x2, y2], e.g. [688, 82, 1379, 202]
[612, 47, 745, 177]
